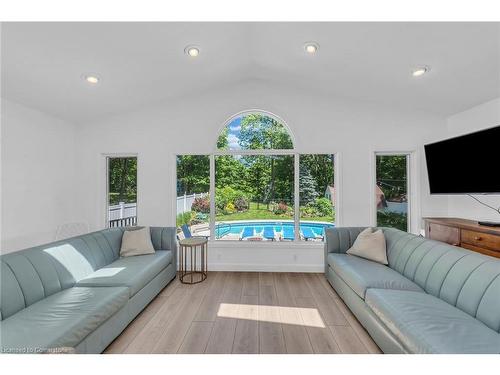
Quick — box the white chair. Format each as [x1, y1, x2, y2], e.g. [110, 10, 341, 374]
[54, 222, 90, 241]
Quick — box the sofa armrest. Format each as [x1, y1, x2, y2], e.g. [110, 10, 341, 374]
[149, 227, 178, 269]
[324, 227, 368, 272]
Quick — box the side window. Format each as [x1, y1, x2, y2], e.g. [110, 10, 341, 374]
[107, 156, 137, 227]
[375, 154, 409, 231]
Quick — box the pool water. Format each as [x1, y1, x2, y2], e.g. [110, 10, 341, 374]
[215, 221, 334, 240]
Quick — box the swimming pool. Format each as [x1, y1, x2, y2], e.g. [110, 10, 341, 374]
[214, 221, 334, 241]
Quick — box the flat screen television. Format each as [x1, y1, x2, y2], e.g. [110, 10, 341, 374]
[424, 125, 500, 194]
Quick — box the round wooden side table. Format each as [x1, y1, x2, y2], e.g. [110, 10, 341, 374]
[178, 237, 208, 284]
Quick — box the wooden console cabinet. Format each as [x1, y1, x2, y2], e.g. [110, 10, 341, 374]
[424, 217, 500, 258]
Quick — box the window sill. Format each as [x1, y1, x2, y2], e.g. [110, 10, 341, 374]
[207, 240, 324, 249]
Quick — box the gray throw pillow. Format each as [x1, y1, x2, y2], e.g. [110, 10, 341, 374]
[120, 226, 155, 257]
[346, 227, 388, 265]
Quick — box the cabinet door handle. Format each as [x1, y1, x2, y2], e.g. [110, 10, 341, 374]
[452, 243, 459, 246]
[474, 236, 482, 241]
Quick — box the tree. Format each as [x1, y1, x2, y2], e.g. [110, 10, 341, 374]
[376, 155, 407, 200]
[215, 155, 248, 190]
[246, 156, 270, 208]
[238, 114, 293, 150]
[300, 154, 334, 196]
[299, 164, 319, 205]
[108, 157, 137, 204]
[176, 155, 210, 195]
[238, 114, 294, 206]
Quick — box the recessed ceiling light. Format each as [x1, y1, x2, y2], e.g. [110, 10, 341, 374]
[82, 74, 100, 84]
[304, 42, 319, 54]
[412, 66, 430, 77]
[185, 45, 200, 57]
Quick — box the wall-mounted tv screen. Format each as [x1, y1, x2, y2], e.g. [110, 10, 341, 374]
[424, 125, 500, 194]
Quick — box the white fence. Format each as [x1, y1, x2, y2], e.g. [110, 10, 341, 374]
[108, 194, 208, 221]
[177, 193, 208, 215]
[109, 202, 137, 220]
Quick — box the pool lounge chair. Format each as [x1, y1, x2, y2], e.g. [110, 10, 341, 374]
[301, 227, 317, 241]
[179, 224, 209, 240]
[240, 227, 254, 240]
[282, 226, 294, 240]
[263, 226, 275, 241]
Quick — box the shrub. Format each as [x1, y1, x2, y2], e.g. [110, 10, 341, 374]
[234, 196, 249, 211]
[176, 211, 193, 227]
[216, 186, 249, 214]
[312, 197, 334, 217]
[216, 186, 236, 212]
[273, 202, 289, 215]
[377, 211, 407, 231]
[225, 202, 236, 214]
[191, 196, 210, 213]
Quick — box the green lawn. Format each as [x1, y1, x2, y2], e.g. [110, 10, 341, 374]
[215, 202, 334, 223]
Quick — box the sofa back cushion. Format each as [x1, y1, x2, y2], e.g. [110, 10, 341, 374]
[383, 228, 500, 332]
[0, 228, 123, 320]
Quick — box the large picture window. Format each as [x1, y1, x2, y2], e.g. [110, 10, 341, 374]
[176, 111, 336, 242]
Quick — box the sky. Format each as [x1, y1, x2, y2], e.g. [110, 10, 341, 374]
[227, 116, 242, 150]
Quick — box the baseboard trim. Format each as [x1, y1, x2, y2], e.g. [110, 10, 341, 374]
[206, 263, 324, 272]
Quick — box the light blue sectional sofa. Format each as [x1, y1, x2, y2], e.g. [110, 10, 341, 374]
[0, 227, 177, 354]
[325, 227, 500, 354]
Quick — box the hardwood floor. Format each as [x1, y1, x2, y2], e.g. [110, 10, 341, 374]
[104, 272, 381, 354]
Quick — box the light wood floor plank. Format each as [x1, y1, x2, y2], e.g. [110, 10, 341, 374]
[178, 322, 214, 354]
[205, 272, 244, 353]
[295, 297, 341, 354]
[273, 273, 313, 354]
[286, 273, 312, 299]
[124, 283, 190, 353]
[303, 273, 348, 326]
[329, 325, 369, 354]
[194, 272, 227, 322]
[104, 272, 380, 354]
[158, 276, 181, 297]
[258, 272, 274, 286]
[151, 275, 214, 353]
[232, 295, 259, 353]
[258, 277, 286, 354]
[242, 272, 259, 296]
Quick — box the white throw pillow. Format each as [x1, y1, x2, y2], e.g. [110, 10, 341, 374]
[120, 227, 155, 257]
[346, 227, 388, 265]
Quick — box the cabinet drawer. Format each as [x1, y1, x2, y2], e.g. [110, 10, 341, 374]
[427, 223, 460, 246]
[461, 230, 500, 252]
[461, 243, 500, 258]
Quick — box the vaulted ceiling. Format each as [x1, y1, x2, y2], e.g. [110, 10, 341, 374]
[2, 22, 499, 123]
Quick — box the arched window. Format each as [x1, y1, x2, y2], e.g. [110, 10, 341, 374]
[176, 111, 336, 243]
[216, 112, 294, 151]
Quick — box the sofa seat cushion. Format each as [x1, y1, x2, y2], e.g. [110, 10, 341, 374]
[76, 250, 172, 297]
[0, 286, 128, 353]
[327, 253, 423, 299]
[366, 288, 500, 354]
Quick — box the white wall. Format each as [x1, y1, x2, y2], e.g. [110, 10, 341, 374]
[75, 80, 447, 271]
[1, 99, 78, 253]
[445, 97, 500, 222]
